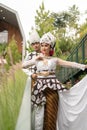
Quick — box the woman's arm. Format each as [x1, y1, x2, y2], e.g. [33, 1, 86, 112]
[56, 58, 87, 70]
[22, 58, 36, 69]
[22, 54, 44, 69]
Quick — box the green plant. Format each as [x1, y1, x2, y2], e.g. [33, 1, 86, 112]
[0, 43, 7, 57]
[0, 68, 27, 130]
[6, 36, 21, 66]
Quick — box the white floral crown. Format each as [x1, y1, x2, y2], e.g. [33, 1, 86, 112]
[40, 32, 56, 48]
[29, 30, 40, 44]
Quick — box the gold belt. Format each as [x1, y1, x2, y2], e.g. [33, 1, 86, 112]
[37, 71, 55, 77]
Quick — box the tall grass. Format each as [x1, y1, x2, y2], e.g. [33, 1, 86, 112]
[0, 67, 27, 130]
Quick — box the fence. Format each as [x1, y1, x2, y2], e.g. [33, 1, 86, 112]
[57, 34, 87, 84]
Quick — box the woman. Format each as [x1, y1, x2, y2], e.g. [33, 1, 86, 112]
[16, 32, 87, 130]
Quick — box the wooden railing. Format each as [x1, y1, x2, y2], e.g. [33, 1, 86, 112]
[57, 34, 87, 84]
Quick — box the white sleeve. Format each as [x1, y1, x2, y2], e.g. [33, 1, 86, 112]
[22, 58, 36, 69]
[56, 58, 86, 71]
[70, 62, 86, 70]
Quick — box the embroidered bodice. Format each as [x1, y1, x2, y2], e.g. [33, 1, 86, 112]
[36, 58, 57, 72]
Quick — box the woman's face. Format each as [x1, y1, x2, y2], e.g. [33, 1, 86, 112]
[41, 43, 51, 56]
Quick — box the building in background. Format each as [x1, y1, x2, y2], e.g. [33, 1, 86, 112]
[0, 3, 26, 60]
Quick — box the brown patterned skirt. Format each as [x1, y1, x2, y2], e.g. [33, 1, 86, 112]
[43, 88, 59, 130]
[31, 76, 66, 107]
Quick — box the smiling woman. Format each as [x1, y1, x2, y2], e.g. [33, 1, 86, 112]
[15, 32, 87, 130]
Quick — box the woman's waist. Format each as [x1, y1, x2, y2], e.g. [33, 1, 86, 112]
[36, 71, 55, 77]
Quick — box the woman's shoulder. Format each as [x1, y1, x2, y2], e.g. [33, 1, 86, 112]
[51, 56, 58, 61]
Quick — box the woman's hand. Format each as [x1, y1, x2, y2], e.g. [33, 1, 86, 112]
[31, 73, 37, 80]
[35, 54, 44, 61]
